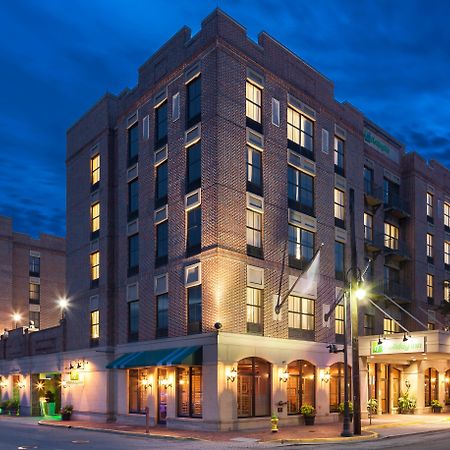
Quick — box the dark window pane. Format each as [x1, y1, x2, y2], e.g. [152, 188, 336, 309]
[128, 179, 139, 216]
[29, 256, 40, 276]
[187, 206, 201, 250]
[128, 300, 139, 341]
[128, 123, 139, 161]
[155, 161, 168, 204]
[156, 221, 168, 258]
[156, 294, 168, 337]
[188, 285, 202, 334]
[187, 77, 201, 124]
[187, 142, 201, 190]
[247, 147, 262, 188]
[155, 102, 168, 143]
[335, 241, 345, 280]
[128, 234, 139, 270]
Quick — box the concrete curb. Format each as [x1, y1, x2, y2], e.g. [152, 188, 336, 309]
[276, 430, 379, 444]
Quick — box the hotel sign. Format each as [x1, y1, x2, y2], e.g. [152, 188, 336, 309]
[370, 336, 425, 355]
[364, 128, 399, 163]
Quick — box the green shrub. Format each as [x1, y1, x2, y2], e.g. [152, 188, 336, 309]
[338, 401, 353, 414]
[300, 404, 315, 416]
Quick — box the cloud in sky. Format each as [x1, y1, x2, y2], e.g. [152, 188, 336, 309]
[0, 0, 449, 237]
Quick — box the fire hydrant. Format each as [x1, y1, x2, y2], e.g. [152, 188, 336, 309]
[271, 414, 279, 432]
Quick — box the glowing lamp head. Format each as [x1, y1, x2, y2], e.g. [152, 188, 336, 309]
[12, 313, 21, 323]
[58, 298, 69, 310]
[354, 287, 366, 300]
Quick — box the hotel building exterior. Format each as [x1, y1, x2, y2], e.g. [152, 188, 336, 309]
[1, 10, 449, 429]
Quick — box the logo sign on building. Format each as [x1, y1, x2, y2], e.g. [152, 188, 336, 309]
[67, 370, 84, 385]
[364, 128, 399, 163]
[370, 336, 425, 355]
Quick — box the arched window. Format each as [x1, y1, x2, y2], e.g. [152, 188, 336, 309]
[287, 360, 315, 414]
[237, 357, 271, 418]
[425, 368, 439, 406]
[329, 362, 351, 412]
[445, 369, 450, 404]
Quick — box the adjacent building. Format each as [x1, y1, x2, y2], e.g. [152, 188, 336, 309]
[0, 9, 449, 430]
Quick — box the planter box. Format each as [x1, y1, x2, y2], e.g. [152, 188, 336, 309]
[304, 415, 315, 426]
[61, 412, 72, 421]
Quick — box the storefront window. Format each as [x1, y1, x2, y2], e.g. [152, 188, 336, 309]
[445, 369, 450, 404]
[424, 367, 439, 407]
[237, 357, 271, 418]
[287, 360, 315, 414]
[129, 369, 147, 414]
[329, 363, 351, 412]
[177, 367, 202, 418]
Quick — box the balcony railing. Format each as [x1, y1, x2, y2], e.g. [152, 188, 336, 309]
[364, 182, 383, 207]
[383, 236, 410, 261]
[373, 280, 411, 302]
[384, 193, 410, 218]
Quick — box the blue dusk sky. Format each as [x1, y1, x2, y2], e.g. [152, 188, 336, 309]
[0, 0, 449, 237]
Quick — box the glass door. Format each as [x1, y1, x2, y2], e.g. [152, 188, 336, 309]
[379, 364, 388, 413]
[158, 369, 168, 424]
[391, 368, 400, 411]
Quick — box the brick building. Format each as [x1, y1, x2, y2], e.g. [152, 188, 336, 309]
[1, 9, 449, 429]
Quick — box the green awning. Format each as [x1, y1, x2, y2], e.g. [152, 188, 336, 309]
[106, 346, 202, 369]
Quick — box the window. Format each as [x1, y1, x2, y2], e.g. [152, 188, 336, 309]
[383, 317, 400, 334]
[128, 122, 139, 164]
[287, 360, 315, 415]
[384, 265, 400, 297]
[444, 281, 450, 302]
[271, 98, 280, 126]
[90, 310, 100, 343]
[128, 300, 139, 341]
[29, 283, 40, 304]
[187, 76, 201, 127]
[155, 221, 168, 267]
[444, 202, 450, 231]
[90, 251, 100, 283]
[29, 255, 40, 277]
[246, 287, 262, 333]
[187, 285, 202, 334]
[334, 136, 345, 176]
[186, 142, 201, 192]
[29, 311, 40, 329]
[155, 160, 168, 208]
[424, 368, 439, 407]
[91, 154, 100, 187]
[287, 106, 314, 160]
[128, 234, 139, 275]
[364, 213, 373, 241]
[335, 241, 345, 281]
[427, 192, 434, 223]
[288, 166, 314, 215]
[335, 303, 344, 335]
[156, 294, 168, 338]
[444, 241, 450, 269]
[246, 209, 263, 258]
[427, 233, 434, 264]
[247, 146, 262, 194]
[237, 357, 271, 418]
[288, 225, 314, 270]
[177, 367, 202, 418]
[384, 179, 400, 206]
[128, 369, 147, 414]
[334, 188, 345, 228]
[427, 274, 434, 303]
[155, 101, 168, 145]
[384, 222, 399, 250]
[186, 205, 201, 256]
[128, 179, 139, 219]
[364, 314, 374, 336]
[329, 363, 350, 413]
[91, 202, 100, 236]
[363, 166, 373, 195]
[246, 81, 262, 128]
[288, 296, 314, 339]
[428, 322, 436, 330]
[172, 92, 180, 122]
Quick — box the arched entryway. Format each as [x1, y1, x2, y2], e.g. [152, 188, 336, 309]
[329, 362, 351, 412]
[286, 360, 315, 414]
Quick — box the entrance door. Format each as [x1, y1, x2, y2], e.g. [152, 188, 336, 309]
[379, 364, 389, 413]
[391, 368, 400, 410]
[158, 369, 168, 424]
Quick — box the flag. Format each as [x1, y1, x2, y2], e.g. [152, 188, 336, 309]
[290, 250, 321, 298]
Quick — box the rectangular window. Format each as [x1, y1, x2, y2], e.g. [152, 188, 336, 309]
[156, 293, 168, 338]
[427, 192, 434, 222]
[29, 311, 40, 329]
[246, 287, 262, 333]
[384, 222, 399, 250]
[29, 283, 40, 304]
[155, 160, 168, 208]
[187, 285, 202, 334]
[364, 213, 373, 241]
[445, 241, 450, 269]
[128, 122, 139, 164]
[155, 220, 168, 267]
[187, 76, 201, 127]
[90, 310, 100, 342]
[363, 166, 373, 195]
[91, 202, 100, 235]
[288, 296, 315, 331]
[172, 92, 180, 122]
[444, 281, 450, 302]
[335, 303, 344, 335]
[287, 106, 314, 160]
[335, 241, 345, 281]
[246, 209, 263, 258]
[247, 146, 262, 194]
[91, 154, 100, 187]
[383, 317, 400, 334]
[155, 101, 168, 145]
[444, 202, 450, 230]
[128, 179, 139, 219]
[128, 234, 139, 275]
[271, 98, 280, 126]
[427, 233, 434, 263]
[246, 80, 262, 127]
[427, 274, 434, 302]
[29, 255, 40, 277]
[364, 314, 374, 336]
[334, 136, 345, 176]
[288, 166, 314, 216]
[128, 300, 139, 341]
[186, 142, 201, 192]
[384, 179, 400, 206]
[177, 367, 202, 418]
[90, 251, 100, 282]
[128, 368, 146, 414]
[186, 205, 201, 256]
[288, 225, 314, 270]
[334, 188, 345, 228]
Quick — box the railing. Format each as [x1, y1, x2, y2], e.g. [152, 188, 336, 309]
[384, 193, 410, 216]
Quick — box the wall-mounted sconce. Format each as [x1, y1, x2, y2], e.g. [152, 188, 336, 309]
[320, 369, 330, 383]
[444, 377, 450, 384]
[60, 380, 69, 389]
[279, 369, 289, 383]
[226, 367, 237, 383]
[160, 378, 172, 389]
[17, 378, 26, 390]
[0, 378, 8, 389]
[66, 359, 88, 371]
[141, 377, 153, 390]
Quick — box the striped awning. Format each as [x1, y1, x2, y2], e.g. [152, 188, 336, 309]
[106, 345, 202, 369]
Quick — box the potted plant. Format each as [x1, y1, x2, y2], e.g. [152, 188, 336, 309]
[9, 399, 19, 416]
[431, 399, 443, 413]
[270, 412, 279, 432]
[300, 404, 316, 425]
[0, 400, 10, 415]
[61, 405, 73, 421]
[398, 392, 416, 414]
[45, 390, 56, 416]
[338, 401, 353, 421]
[367, 398, 378, 415]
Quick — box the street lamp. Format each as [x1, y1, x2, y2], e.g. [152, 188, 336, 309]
[12, 313, 21, 329]
[58, 297, 69, 319]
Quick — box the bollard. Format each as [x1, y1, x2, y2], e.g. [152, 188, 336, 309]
[145, 406, 150, 434]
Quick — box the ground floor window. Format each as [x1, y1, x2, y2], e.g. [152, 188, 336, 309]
[177, 367, 202, 418]
[424, 367, 439, 407]
[287, 360, 315, 414]
[237, 357, 271, 418]
[329, 363, 351, 412]
[129, 369, 147, 414]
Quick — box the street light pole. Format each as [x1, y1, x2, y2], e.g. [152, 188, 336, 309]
[341, 291, 352, 437]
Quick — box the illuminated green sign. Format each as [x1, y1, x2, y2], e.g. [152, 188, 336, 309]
[370, 337, 425, 355]
[364, 129, 399, 163]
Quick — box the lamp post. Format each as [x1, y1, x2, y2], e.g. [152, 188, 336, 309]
[12, 313, 21, 329]
[341, 290, 352, 437]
